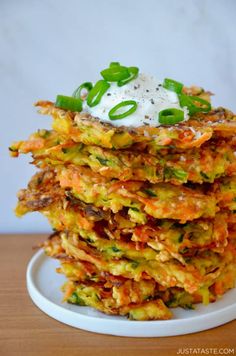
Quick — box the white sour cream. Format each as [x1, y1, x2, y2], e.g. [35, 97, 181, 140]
[82, 73, 189, 127]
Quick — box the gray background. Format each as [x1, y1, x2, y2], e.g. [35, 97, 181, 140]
[1, 0, 236, 233]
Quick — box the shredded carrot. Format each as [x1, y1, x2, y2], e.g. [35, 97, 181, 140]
[20, 139, 45, 153]
[214, 281, 224, 295]
[63, 282, 75, 300]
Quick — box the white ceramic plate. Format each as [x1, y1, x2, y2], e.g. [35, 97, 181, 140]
[27, 249, 236, 337]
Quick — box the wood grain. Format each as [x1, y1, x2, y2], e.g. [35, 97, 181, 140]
[0, 234, 235, 356]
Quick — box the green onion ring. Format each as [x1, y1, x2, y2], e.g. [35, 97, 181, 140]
[109, 62, 121, 67]
[101, 66, 130, 82]
[118, 67, 139, 86]
[55, 95, 83, 112]
[72, 82, 93, 99]
[109, 100, 138, 120]
[159, 108, 184, 125]
[163, 78, 183, 94]
[178, 94, 211, 115]
[87, 80, 110, 107]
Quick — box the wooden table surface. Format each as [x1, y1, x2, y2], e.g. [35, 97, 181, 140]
[0, 234, 235, 356]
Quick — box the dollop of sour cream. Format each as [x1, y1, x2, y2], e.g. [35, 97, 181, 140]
[82, 73, 189, 127]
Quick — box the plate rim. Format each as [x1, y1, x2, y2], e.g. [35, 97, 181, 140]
[26, 249, 236, 337]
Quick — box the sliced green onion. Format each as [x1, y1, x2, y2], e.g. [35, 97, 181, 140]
[159, 108, 184, 125]
[118, 67, 139, 86]
[72, 82, 93, 99]
[163, 78, 183, 94]
[178, 94, 211, 115]
[101, 66, 130, 82]
[109, 62, 120, 67]
[55, 95, 83, 112]
[87, 80, 110, 107]
[109, 100, 138, 120]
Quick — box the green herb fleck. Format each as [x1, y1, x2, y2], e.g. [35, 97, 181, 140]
[131, 261, 139, 269]
[180, 247, 189, 254]
[38, 129, 51, 139]
[178, 233, 184, 243]
[200, 171, 210, 180]
[87, 237, 95, 244]
[96, 157, 109, 166]
[62, 147, 69, 154]
[8, 146, 18, 152]
[183, 303, 195, 310]
[69, 292, 85, 306]
[130, 207, 139, 212]
[164, 167, 187, 181]
[143, 189, 157, 197]
[111, 246, 121, 253]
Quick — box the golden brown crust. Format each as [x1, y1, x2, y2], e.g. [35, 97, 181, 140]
[35, 101, 236, 150]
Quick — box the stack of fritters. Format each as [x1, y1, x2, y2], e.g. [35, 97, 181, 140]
[10, 97, 236, 320]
